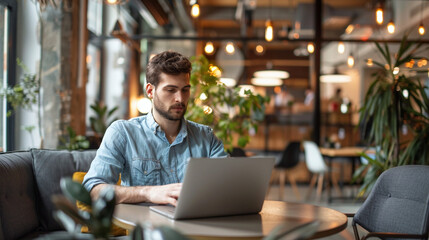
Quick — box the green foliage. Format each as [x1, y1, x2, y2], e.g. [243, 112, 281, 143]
[59, 126, 90, 151]
[356, 34, 429, 195]
[49, 178, 116, 239]
[89, 101, 118, 137]
[186, 55, 270, 150]
[0, 59, 39, 117]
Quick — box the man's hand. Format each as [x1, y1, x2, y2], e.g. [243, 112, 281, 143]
[90, 183, 182, 206]
[146, 183, 182, 206]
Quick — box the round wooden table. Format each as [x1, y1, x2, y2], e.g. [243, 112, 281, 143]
[113, 200, 347, 239]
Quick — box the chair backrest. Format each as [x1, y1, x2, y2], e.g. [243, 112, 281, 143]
[353, 165, 429, 237]
[276, 141, 301, 169]
[228, 147, 247, 157]
[303, 141, 328, 173]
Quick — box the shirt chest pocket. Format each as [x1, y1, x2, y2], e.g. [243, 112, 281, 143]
[131, 158, 161, 185]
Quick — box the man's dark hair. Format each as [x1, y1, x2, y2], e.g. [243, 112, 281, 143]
[146, 51, 192, 87]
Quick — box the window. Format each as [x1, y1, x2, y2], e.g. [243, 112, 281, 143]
[0, 0, 17, 151]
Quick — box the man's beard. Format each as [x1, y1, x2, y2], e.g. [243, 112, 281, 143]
[153, 96, 187, 121]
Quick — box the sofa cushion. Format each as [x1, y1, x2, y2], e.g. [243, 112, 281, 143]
[0, 151, 39, 240]
[31, 149, 97, 231]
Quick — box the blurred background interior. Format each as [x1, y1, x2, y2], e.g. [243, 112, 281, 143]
[2, 0, 429, 161]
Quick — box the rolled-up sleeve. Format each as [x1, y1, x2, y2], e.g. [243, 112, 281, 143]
[83, 121, 126, 192]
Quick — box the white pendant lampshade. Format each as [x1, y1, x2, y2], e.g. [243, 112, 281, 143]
[252, 70, 289, 87]
[254, 70, 289, 79]
[251, 77, 283, 87]
[320, 74, 351, 83]
[220, 78, 237, 87]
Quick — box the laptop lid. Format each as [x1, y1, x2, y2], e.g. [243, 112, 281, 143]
[150, 157, 275, 220]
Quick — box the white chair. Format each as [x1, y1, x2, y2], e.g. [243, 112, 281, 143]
[303, 141, 340, 201]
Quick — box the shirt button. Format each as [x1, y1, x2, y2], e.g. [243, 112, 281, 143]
[144, 171, 147, 174]
[170, 169, 174, 173]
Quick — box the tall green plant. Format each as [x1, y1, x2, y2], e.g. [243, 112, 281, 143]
[89, 101, 118, 138]
[186, 55, 270, 150]
[356, 35, 429, 195]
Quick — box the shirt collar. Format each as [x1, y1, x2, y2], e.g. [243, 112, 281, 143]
[147, 111, 188, 140]
[146, 111, 159, 133]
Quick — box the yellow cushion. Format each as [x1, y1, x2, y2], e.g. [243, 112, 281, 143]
[72, 172, 128, 236]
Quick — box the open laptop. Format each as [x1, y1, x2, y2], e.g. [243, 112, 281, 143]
[150, 157, 275, 220]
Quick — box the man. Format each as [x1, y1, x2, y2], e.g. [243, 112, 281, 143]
[83, 51, 227, 206]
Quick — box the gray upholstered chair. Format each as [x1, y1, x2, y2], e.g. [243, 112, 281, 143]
[349, 165, 429, 240]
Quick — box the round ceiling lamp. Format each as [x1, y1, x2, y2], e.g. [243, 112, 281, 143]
[220, 78, 237, 87]
[253, 70, 289, 79]
[320, 74, 351, 83]
[251, 77, 283, 87]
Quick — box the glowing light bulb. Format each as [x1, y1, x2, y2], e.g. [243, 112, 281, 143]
[225, 42, 235, 54]
[345, 24, 354, 34]
[337, 42, 345, 54]
[393, 67, 399, 75]
[347, 55, 354, 67]
[204, 42, 214, 55]
[255, 44, 265, 55]
[191, 4, 200, 18]
[367, 58, 373, 67]
[419, 23, 425, 35]
[376, 7, 383, 25]
[307, 42, 314, 54]
[387, 20, 395, 34]
[265, 20, 273, 42]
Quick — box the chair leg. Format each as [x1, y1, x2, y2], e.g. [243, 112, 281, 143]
[316, 173, 324, 202]
[266, 170, 277, 198]
[278, 170, 286, 200]
[306, 174, 317, 200]
[352, 221, 360, 240]
[287, 171, 301, 201]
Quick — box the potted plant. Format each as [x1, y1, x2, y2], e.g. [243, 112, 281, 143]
[87, 101, 118, 148]
[185, 55, 270, 151]
[355, 34, 429, 195]
[0, 59, 42, 147]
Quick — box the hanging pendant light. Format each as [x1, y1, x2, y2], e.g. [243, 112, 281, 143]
[225, 42, 235, 55]
[347, 54, 355, 68]
[337, 42, 345, 54]
[190, 0, 200, 18]
[265, 0, 274, 42]
[418, 22, 425, 35]
[375, 5, 384, 25]
[252, 70, 289, 87]
[204, 42, 215, 55]
[255, 44, 265, 55]
[321, 68, 351, 83]
[387, 19, 395, 34]
[265, 20, 274, 42]
[307, 42, 315, 54]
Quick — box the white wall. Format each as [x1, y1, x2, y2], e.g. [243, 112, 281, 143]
[15, 0, 41, 150]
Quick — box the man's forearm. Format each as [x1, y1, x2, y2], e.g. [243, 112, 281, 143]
[90, 183, 151, 204]
[90, 183, 182, 206]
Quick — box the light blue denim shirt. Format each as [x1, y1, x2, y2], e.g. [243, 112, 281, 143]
[82, 112, 227, 192]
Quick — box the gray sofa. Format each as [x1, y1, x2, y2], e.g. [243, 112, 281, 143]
[0, 149, 97, 240]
